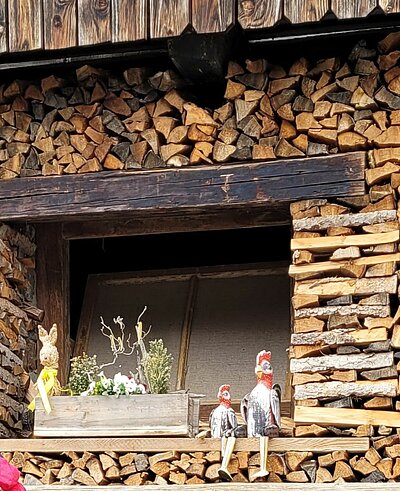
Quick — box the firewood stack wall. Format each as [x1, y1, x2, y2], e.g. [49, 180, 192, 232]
[2, 32, 400, 175]
[0, 223, 37, 438]
[2, 447, 396, 485]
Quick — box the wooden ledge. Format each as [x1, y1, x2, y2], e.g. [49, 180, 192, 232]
[0, 152, 365, 222]
[0, 437, 369, 453]
[25, 483, 400, 490]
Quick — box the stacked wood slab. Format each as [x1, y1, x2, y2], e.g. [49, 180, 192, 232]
[289, 190, 400, 429]
[2, 446, 386, 485]
[0, 223, 38, 438]
[4, 31, 400, 176]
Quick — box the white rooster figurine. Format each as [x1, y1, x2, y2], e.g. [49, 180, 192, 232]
[241, 350, 281, 478]
[210, 384, 238, 481]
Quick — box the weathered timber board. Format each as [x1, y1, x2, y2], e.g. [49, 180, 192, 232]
[295, 406, 400, 428]
[0, 153, 366, 222]
[192, 0, 235, 33]
[0, 0, 7, 52]
[289, 253, 400, 278]
[112, 0, 147, 42]
[294, 379, 399, 400]
[290, 351, 394, 373]
[284, 0, 329, 23]
[294, 304, 391, 319]
[294, 275, 398, 298]
[150, 0, 190, 38]
[34, 394, 199, 437]
[8, 0, 42, 51]
[78, 0, 111, 46]
[0, 437, 369, 453]
[331, 0, 377, 18]
[43, 0, 77, 49]
[293, 210, 397, 232]
[291, 327, 387, 346]
[238, 0, 282, 28]
[291, 230, 399, 252]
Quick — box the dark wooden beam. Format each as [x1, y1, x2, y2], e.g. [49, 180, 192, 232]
[36, 224, 70, 385]
[0, 153, 365, 222]
[62, 205, 290, 239]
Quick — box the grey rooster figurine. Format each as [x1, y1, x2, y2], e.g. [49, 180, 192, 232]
[209, 384, 238, 481]
[241, 350, 281, 478]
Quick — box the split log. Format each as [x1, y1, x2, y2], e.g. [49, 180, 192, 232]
[294, 379, 398, 400]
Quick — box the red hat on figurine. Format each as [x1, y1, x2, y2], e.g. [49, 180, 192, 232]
[256, 350, 271, 365]
[0, 456, 26, 491]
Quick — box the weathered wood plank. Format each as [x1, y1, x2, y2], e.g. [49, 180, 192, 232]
[331, 0, 377, 18]
[293, 210, 397, 232]
[77, 0, 111, 46]
[290, 351, 394, 373]
[191, 0, 234, 33]
[295, 406, 400, 428]
[8, 0, 42, 52]
[291, 327, 387, 347]
[0, 1, 7, 53]
[295, 304, 390, 319]
[284, 0, 329, 23]
[62, 207, 290, 240]
[150, 0, 190, 38]
[238, 0, 282, 28]
[289, 253, 400, 278]
[112, 0, 147, 42]
[378, 0, 400, 14]
[36, 224, 70, 386]
[43, 0, 77, 50]
[294, 275, 398, 298]
[0, 153, 366, 222]
[292, 230, 399, 252]
[0, 437, 369, 453]
[34, 395, 199, 437]
[294, 379, 398, 400]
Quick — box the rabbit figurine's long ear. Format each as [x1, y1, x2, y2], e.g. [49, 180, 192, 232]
[49, 324, 58, 345]
[38, 325, 48, 343]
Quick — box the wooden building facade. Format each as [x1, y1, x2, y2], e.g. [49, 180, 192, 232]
[1, 1, 400, 488]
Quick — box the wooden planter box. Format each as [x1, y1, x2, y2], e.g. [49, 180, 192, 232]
[34, 393, 203, 437]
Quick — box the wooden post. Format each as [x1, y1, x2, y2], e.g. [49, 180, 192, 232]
[36, 224, 70, 385]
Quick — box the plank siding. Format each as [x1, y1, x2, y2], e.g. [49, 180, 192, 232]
[192, 0, 235, 33]
[150, 0, 190, 38]
[112, 0, 147, 42]
[0, 0, 7, 53]
[331, 0, 377, 19]
[77, 0, 111, 46]
[8, 0, 42, 52]
[43, 0, 77, 50]
[238, 0, 282, 28]
[284, 0, 329, 24]
[379, 0, 400, 13]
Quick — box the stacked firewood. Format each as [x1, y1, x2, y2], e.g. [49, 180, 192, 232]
[0, 223, 38, 437]
[289, 165, 400, 430]
[4, 447, 397, 485]
[2, 31, 400, 176]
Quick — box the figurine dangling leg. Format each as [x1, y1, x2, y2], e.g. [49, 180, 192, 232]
[218, 436, 236, 481]
[220, 435, 227, 457]
[252, 436, 269, 479]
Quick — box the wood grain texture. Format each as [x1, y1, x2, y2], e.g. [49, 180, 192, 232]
[43, 0, 77, 49]
[112, 0, 147, 42]
[295, 405, 400, 428]
[34, 394, 201, 437]
[77, 0, 111, 46]
[284, 0, 329, 23]
[0, 153, 365, 222]
[378, 0, 400, 14]
[8, 0, 42, 51]
[331, 0, 377, 18]
[238, 0, 282, 28]
[150, 0, 190, 38]
[36, 224, 70, 386]
[0, 437, 369, 453]
[0, 0, 7, 52]
[191, 0, 234, 33]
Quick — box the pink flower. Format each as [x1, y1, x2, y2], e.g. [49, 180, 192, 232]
[0, 457, 26, 491]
